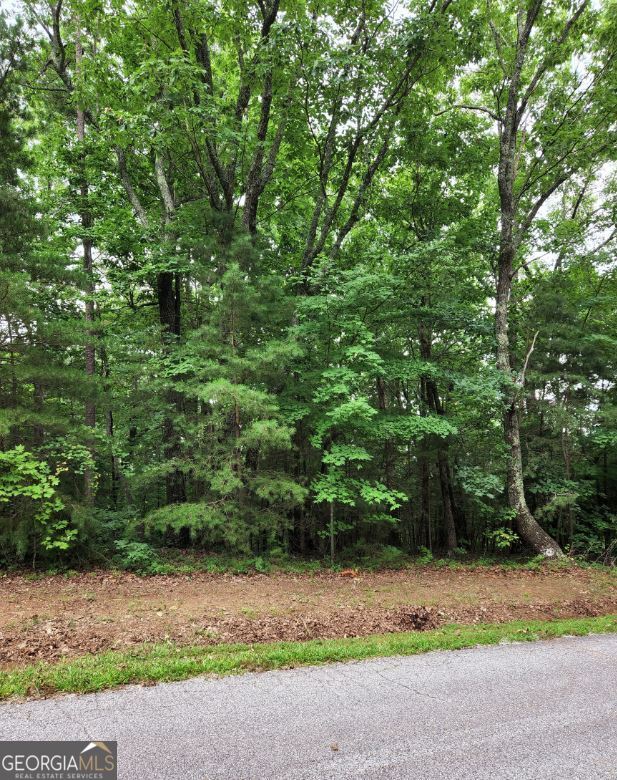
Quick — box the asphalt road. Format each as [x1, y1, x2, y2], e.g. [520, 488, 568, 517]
[1, 634, 615, 779]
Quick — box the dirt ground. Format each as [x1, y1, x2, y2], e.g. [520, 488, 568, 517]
[0, 565, 615, 669]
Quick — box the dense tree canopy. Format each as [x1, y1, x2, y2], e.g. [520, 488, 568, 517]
[0, 0, 615, 568]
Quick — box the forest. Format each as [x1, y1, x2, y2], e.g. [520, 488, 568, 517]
[1, 0, 616, 571]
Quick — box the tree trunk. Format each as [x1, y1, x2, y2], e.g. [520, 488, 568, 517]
[157, 271, 181, 340]
[496, 247, 562, 557]
[329, 501, 335, 564]
[33, 381, 45, 446]
[376, 377, 395, 487]
[426, 378, 458, 554]
[437, 450, 457, 554]
[493, 0, 563, 558]
[419, 319, 458, 553]
[504, 402, 562, 555]
[76, 19, 96, 503]
[561, 396, 574, 547]
[419, 455, 431, 550]
[100, 344, 119, 510]
[158, 270, 186, 505]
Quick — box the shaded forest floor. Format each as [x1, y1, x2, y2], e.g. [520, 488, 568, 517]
[1, 564, 615, 669]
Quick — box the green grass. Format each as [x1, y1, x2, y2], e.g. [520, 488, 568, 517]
[1, 615, 615, 701]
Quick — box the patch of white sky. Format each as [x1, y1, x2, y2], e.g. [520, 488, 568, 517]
[3, 0, 21, 23]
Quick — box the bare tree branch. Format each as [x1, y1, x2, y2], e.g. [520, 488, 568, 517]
[115, 147, 149, 229]
[519, 330, 539, 386]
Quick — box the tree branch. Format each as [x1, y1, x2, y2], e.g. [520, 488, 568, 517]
[517, 0, 589, 120]
[115, 147, 149, 229]
[435, 103, 501, 122]
[519, 330, 539, 386]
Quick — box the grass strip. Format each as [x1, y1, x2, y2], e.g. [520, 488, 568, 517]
[1, 615, 615, 701]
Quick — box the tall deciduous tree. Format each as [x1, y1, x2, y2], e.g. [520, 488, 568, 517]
[461, 0, 616, 555]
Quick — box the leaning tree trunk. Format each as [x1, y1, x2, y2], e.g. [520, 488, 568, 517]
[493, 0, 563, 558]
[504, 395, 564, 556]
[495, 244, 563, 558]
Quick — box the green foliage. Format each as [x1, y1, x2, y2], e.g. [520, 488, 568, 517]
[485, 527, 520, 551]
[340, 542, 409, 570]
[0, 0, 615, 568]
[113, 540, 163, 575]
[0, 447, 75, 560]
[416, 546, 434, 565]
[143, 497, 297, 555]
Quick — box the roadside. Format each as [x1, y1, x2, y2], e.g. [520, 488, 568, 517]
[1, 616, 615, 701]
[1, 563, 614, 669]
[2, 633, 615, 778]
